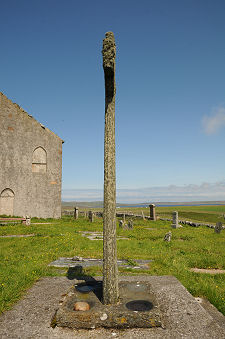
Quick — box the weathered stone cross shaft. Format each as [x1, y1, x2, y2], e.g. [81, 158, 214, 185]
[102, 32, 119, 305]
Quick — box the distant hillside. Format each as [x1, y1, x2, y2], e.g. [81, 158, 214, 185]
[62, 200, 225, 208]
[62, 201, 104, 208]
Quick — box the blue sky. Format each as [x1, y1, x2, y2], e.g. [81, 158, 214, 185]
[1, 0, 225, 202]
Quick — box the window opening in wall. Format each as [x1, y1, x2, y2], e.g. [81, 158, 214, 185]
[32, 146, 47, 173]
[0, 188, 15, 216]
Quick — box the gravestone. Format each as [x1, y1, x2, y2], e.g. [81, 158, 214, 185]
[74, 207, 79, 219]
[123, 213, 126, 223]
[164, 231, 172, 242]
[128, 220, 133, 229]
[142, 211, 145, 220]
[102, 31, 119, 305]
[119, 220, 124, 228]
[25, 216, 31, 226]
[215, 222, 222, 234]
[171, 211, 179, 229]
[88, 211, 94, 222]
[149, 204, 156, 221]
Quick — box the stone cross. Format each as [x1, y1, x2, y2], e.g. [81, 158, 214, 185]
[149, 204, 156, 221]
[74, 207, 79, 219]
[215, 222, 222, 234]
[102, 31, 119, 305]
[171, 211, 179, 228]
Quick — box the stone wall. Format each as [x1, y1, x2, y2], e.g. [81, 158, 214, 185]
[0, 92, 63, 218]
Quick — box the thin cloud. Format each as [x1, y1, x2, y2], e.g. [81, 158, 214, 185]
[62, 182, 225, 202]
[203, 106, 225, 135]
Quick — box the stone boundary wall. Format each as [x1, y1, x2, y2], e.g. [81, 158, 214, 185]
[160, 218, 225, 230]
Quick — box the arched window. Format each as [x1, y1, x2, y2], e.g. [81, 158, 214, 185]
[32, 147, 47, 173]
[0, 188, 15, 216]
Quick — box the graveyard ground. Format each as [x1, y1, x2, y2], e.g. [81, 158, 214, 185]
[0, 205, 224, 317]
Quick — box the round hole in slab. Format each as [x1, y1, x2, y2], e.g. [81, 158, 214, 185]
[125, 300, 153, 311]
[76, 281, 102, 293]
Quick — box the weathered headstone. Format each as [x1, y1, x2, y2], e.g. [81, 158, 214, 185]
[171, 211, 179, 229]
[142, 211, 145, 220]
[128, 220, 133, 229]
[102, 31, 119, 305]
[88, 210, 94, 222]
[123, 223, 129, 230]
[123, 213, 126, 223]
[74, 207, 79, 219]
[215, 222, 222, 234]
[164, 231, 172, 242]
[119, 220, 124, 228]
[84, 210, 87, 218]
[25, 216, 31, 226]
[149, 204, 156, 221]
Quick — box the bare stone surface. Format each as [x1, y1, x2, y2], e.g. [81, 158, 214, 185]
[0, 275, 224, 338]
[102, 31, 118, 305]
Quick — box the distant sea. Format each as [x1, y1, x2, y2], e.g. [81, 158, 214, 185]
[117, 203, 223, 208]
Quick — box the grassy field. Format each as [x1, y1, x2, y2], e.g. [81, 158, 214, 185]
[0, 206, 225, 317]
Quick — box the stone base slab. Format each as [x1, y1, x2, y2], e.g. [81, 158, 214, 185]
[54, 280, 161, 329]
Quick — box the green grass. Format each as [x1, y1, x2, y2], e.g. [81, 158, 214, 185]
[0, 210, 225, 316]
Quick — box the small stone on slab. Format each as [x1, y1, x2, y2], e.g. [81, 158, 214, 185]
[74, 301, 90, 311]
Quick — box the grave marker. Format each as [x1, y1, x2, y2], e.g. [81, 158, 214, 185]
[171, 211, 179, 229]
[215, 222, 222, 234]
[74, 207, 79, 219]
[149, 204, 156, 221]
[88, 210, 94, 222]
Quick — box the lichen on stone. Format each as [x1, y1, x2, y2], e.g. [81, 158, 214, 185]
[102, 31, 116, 70]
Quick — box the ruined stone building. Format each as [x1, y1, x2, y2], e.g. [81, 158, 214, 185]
[0, 92, 63, 218]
